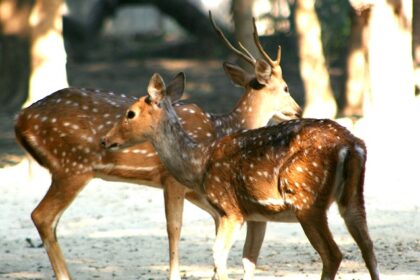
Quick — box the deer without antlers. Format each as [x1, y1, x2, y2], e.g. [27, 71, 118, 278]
[14, 13, 301, 280]
[103, 72, 380, 280]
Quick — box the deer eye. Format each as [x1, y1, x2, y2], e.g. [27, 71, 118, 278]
[126, 110, 136, 119]
[284, 86, 289, 93]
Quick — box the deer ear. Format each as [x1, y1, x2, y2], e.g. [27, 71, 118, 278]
[167, 72, 185, 103]
[223, 62, 251, 87]
[255, 59, 272, 85]
[147, 73, 166, 103]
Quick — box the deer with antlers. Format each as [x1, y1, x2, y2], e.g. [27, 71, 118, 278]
[102, 70, 380, 280]
[14, 13, 301, 280]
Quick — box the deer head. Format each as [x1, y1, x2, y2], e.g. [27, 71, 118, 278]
[209, 11, 301, 123]
[102, 72, 185, 150]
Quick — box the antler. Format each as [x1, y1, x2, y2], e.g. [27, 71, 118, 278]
[252, 18, 281, 67]
[209, 11, 256, 65]
[209, 11, 282, 68]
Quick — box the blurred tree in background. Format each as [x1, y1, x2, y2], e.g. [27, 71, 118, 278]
[0, 0, 417, 120]
[343, 6, 369, 118]
[260, 0, 415, 119]
[0, 0, 68, 112]
[231, 0, 261, 71]
[345, 0, 414, 118]
[365, 0, 414, 116]
[0, 0, 32, 113]
[25, 0, 68, 107]
[294, 0, 337, 118]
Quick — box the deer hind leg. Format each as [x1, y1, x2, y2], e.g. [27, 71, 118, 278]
[163, 177, 186, 280]
[242, 221, 267, 280]
[212, 215, 243, 280]
[337, 153, 380, 280]
[31, 173, 91, 280]
[338, 202, 379, 280]
[297, 210, 342, 280]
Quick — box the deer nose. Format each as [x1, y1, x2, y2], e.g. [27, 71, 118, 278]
[100, 137, 108, 148]
[295, 107, 303, 118]
[101, 137, 120, 150]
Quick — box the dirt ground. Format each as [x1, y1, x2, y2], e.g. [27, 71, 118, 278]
[0, 50, 419, 279]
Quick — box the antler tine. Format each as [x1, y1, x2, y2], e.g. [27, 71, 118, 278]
[252, 17, 277, 67]
[238, 41, 257, 62]
[209, 11, 256, 65]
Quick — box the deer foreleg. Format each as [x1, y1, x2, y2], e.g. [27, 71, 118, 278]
[163, 177, 187, 280]
[212, 215, 243, 280]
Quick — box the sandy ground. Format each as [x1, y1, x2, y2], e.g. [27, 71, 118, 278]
[1, 57, 419, 279]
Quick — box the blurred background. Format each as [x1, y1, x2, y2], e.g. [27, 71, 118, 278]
[0, 0, 419, 279]
[0, 0, 420, 166]
[0, 0, 419, 163]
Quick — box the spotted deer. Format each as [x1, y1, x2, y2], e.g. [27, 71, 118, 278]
[103, 72, 380, 280]
[14, 14, 301, 280]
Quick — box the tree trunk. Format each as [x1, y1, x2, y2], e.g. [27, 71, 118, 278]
[294, 0, 337, 118]
[0, 0, 33, 113]
[24, 0, 68, 107]
[343, 8, 370, 118]
[231, 0, 259, 71]
[365, 0, 414, 115]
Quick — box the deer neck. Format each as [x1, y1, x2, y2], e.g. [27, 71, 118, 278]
[152, 100, 211, 191]
[212, 88, 269, 137]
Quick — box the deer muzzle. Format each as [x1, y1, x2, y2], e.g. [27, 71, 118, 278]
[100, 136, 120, 150]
